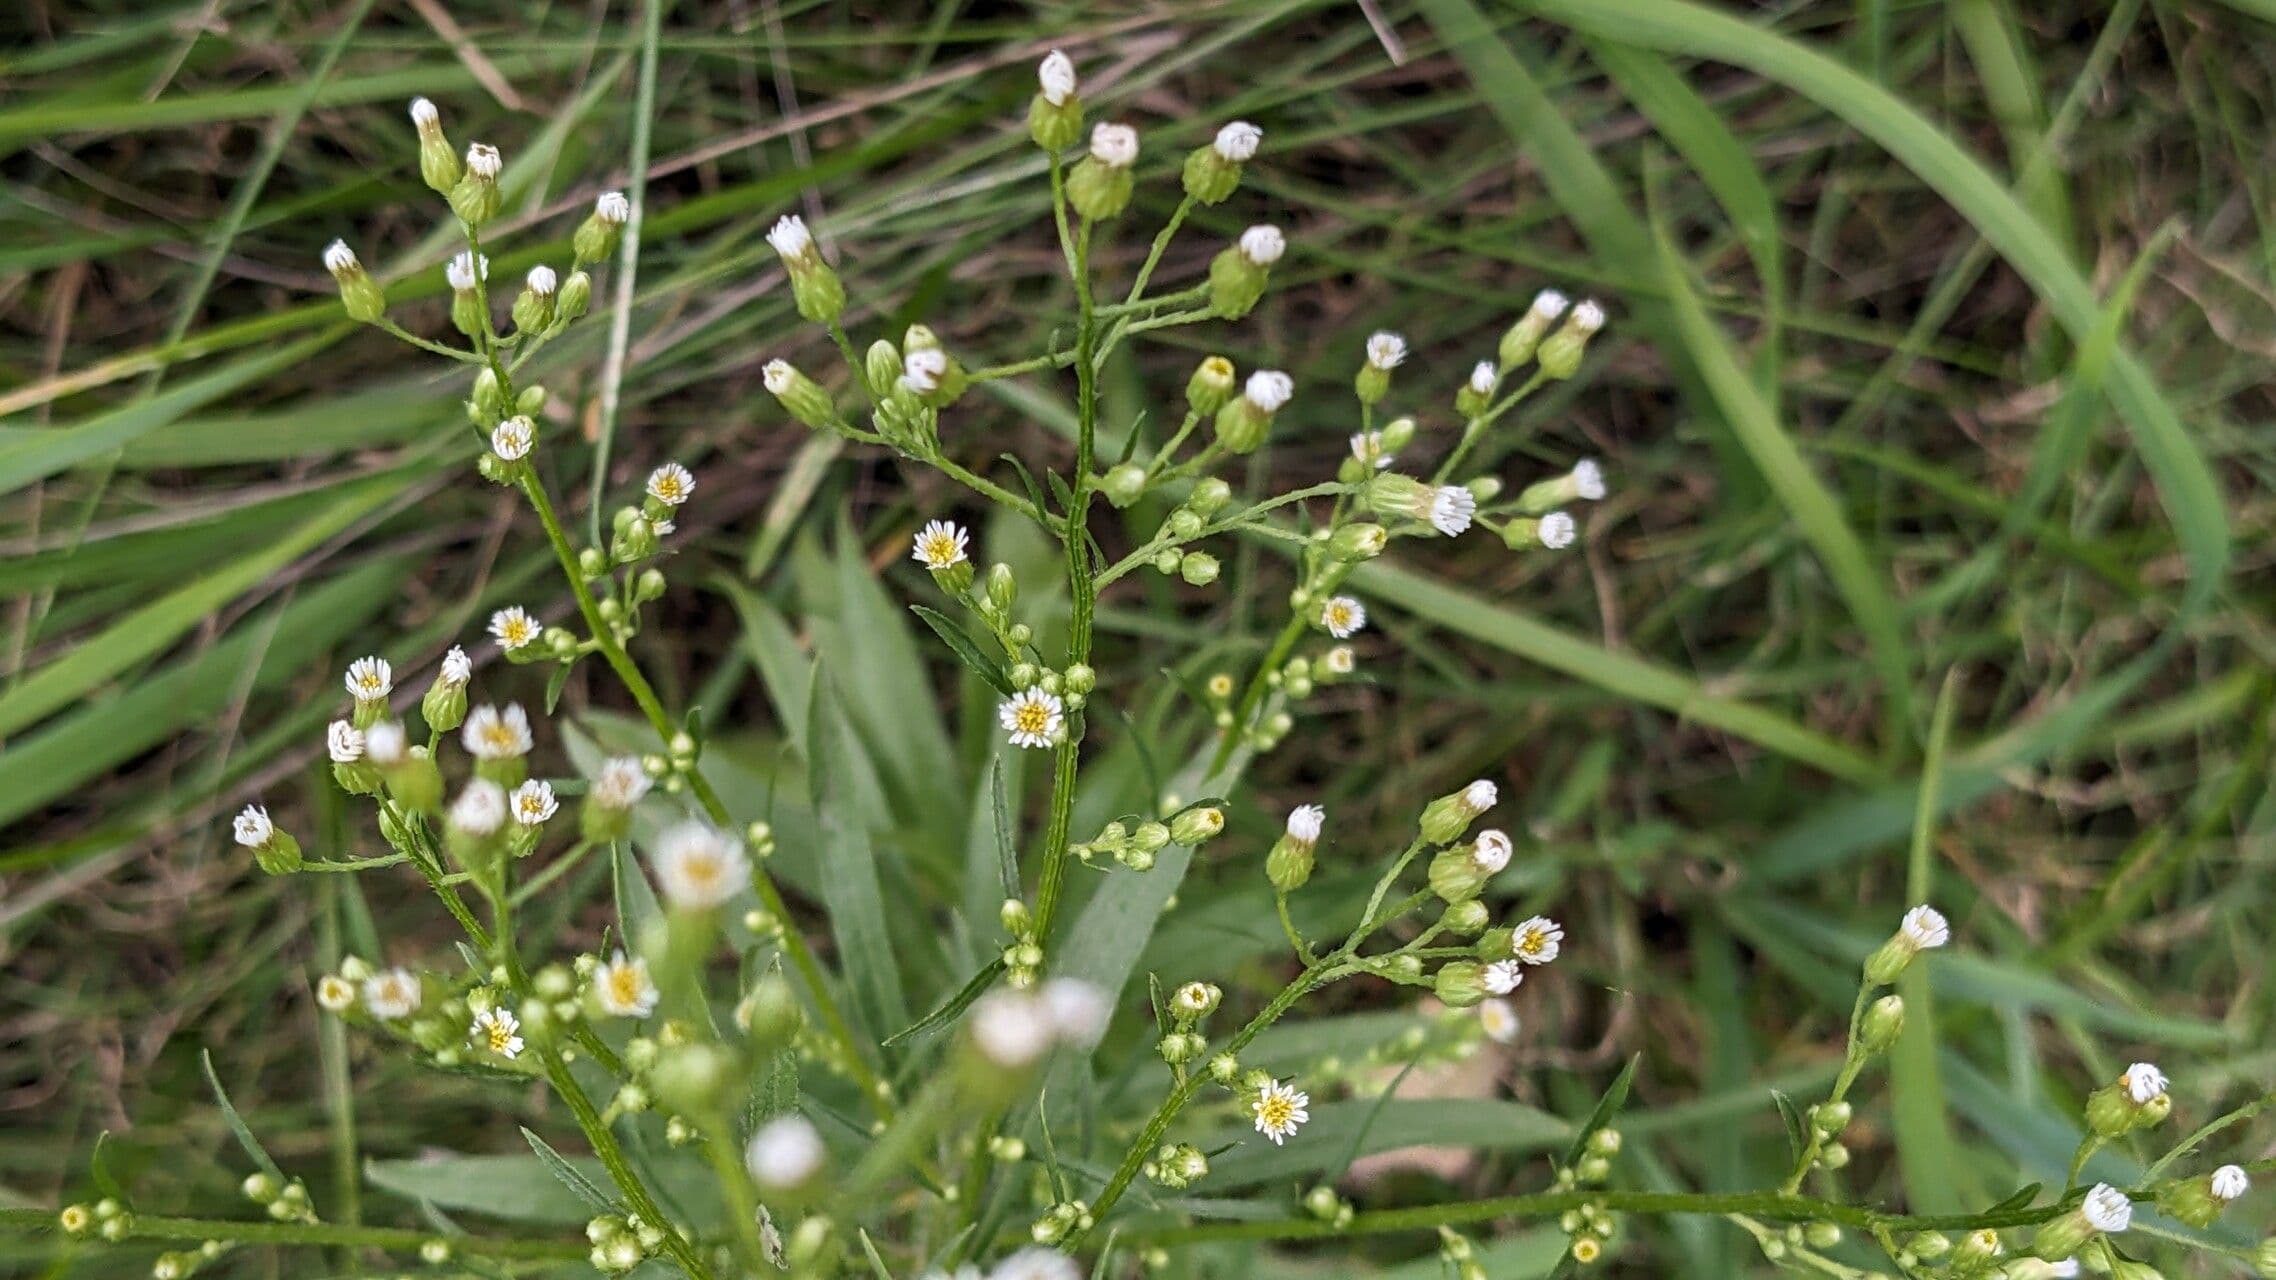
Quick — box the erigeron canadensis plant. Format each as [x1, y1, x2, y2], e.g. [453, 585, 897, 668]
[33, 54, 2271, 1280]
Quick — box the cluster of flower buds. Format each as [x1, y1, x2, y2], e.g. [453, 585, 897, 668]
[584, 1213, 665, 1274]
[1069, 814, 1173, 872]
[1438, 1227, 1490, 1280]
[1143, 477, 1234, 583]
[1551, 1127, 1624, 1264]
[238, 1171, 317, 1224]
[1142, 1141, 1211, 1190]
[1029, 1199, 1096, 1247]
[1300, 1182, 1350, 1227]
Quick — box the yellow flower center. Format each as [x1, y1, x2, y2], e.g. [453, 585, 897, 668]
[654, 477, 686, 501]
[354, 675, 382, 694]
[682, 855, 725, 890]
[486, 1022, 514, 1052]
[609, 968, 645, 1005]
[1517, 926, 1548, 956]
[482, 725, 519, 752]
[1256, 1094, 1296, 1129]
[1324, 603, 1352, 627]
[919, 533, 959, 566]
[1013, 703, 1051, 733]
[502, 619, 534, 644]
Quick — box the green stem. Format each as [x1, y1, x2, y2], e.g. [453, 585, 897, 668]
[536, 1049, 710, 1278]
[1122, 195, 1196, 309]
[0, 1209, 581, 1259]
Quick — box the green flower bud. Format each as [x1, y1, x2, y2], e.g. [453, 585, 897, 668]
[986, 562, 1018, 614]
[1811, 1100, 1852, 1135]
[1168, 806, 1225, 846]
[510, 266, 557, 334]
[2030, 1184, 2131, 1261]
[764, 360, 839, 431]
[1427, 844, 1494, 905]
[1212, 369, 1291, 455]
[1182, 121, 1258, 204]
[234, 806, 302, 875]
[575, 191, 630, 264]
[1859, 995, 1906, 1053]
[556, 271, 592, 324]
[1028, 52, 1083, 150]
[649, 1041, 735, 1117]
[1434, 961, 1487, 1008]
[1266, 806, 1321, 893]
[2157, 1173, 2228, 1229]
[1208, 226, 1282, 319]
[1949, 1227, 2001, 1271]
[1442, 900, 1489, 936]
[1420, 779, 1499, 845]
[409, 99, 460, 194]
[1327, 523, 1388, 562]
[1179, 551, 1220, 586]
[1499, 289, 1569, 367]
[1101, 462, 1148, 508]
[1187, 356, 1238, 415]
[321, 242, 386, 323]
[1537, 300, 1605, 379]
[448, 142, 503, 228]
[737, 971, 804, 1049]
[767, 215, 845, 324]
[1066, 123, 1138, 220]
[1064, 664, 1097, 695]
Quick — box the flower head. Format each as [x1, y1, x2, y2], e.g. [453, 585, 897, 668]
[1214, 121, 1262, 162]
[463, 142, 501, 179]
[646, 462, 695, 507]
[913, 519, 970, 571]
[595, 191, 630, 225]
[364, 968, 421, 1020]
[1322, 645, 1356, 675]
[473, 1007, 524, 1059]
[1901, 904, 1950, 950]
[1238, 224, 1285, 265]
[327, 720, 365, 763]
[449, 779, 508, 836]
[999, 688, 1065, 750]
[650, 822, 748, 909]
[1039, 978, 1111, 1048]
[317, 975, 356, 1012]
[1571, 459, 1606, 501]
[409, 97, 439, 128]
[446, 251, 488, 291]
[1365, 331, 1408, 370]
[591, 757, 652, 810]
[901, 346, 948, 394]
[1037, 51, 1077, 105]
[1429, 485, 1477, 537]
[1472, 829, 1513, 873]
[766, 214, 813, 260]
[365, 720, 407, 765]
[1572, 300, 1607, 334]
[2081, 1183, 2131, 1233]
[1285, 804, 1325, 846]
[1469, 360, 1497, 395]
[489, 606, 539, 652]
[233, 805, 274, 847]
[1089, 122, 1138, 168]
[462, 703, 534, 760]
[971, 989, 1054, 1068]
[1479, 998, 1520, 1043]
[1483, 959, 1525, 995]
[2121, 1062, 2168, 1105]
[1244, 369, 1293, 412]
[490, 417, 534, 461]
[1319, 595, 1366, 639]
[509, 779, 557, 825]
[345, 656, 393, 702]
[745, 1116, 824, 1189]
[1531, 289, 1570, 320]
[439, 645, 472, 685]
[1539, 512, 1577, 549]
[322, 240, 359, 275]
[1350, 430, 1395, 469]
[524, 265, 557, 297]
[991, 1248, 1080, 1280]
[1512, 914, 1563, 965]
[593, 951, 658, 1018]
[2211, 1164, 2249, 1201]
[1250, 1078, 1310, 1145]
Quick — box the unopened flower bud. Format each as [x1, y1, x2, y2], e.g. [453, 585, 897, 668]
[1213, 369, 1291, 454]
[1028, 51, 1083, 151]
[1187, 356, 1238, 415]
[1179, 551, 1220, 586]
[764, 359, 838, 430]
[1066, 123, 1138, 219]
[410, 97, 460, 193]
[1499, 289, 1569, 367]
[1168, 806, 1225, 846]
[1208, 226, 1282, 318]
[767, 214, 844, 323]
[1101, 462, 1148, 508]
[449, 142, 503, 227]
[1420, 779, 1498, 844]
[576, 191, 631, 263]
[1859, 995, 1906, 1053]
[322, 241, 386, 323]
[1327, 522, 1387, 563]
[1267, 805, 1323, 892]
[1434, 960, 1486, 1008]
[1183, 121, 1261, 204]
[2031, 1183, 2130, 1260]
[511, 266, 558, 333]
[1536, 300, 1605, 379]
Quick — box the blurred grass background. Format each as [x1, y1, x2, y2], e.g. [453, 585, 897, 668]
[2, 0, 2272, 1275]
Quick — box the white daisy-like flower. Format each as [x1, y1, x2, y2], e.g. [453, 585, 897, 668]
[766, 214, 813, 260]
[1250, 1078, 1310, 1145]
[317, 975, 357, 1012]
[2120, 1062, 2167, 1105]
[322, 240, 359, 275]
[1039, 978, 1111, 1048]
[1286, 804, 1325, 846]
[489, 606, 540, 652]
[524, 265, 557, 297]
[1429, 485, 1477, 537]
[473, 1006, 524, 1059]
[998, 688, 1065, 750]
[1319, 595, 1366, 639]
[345, 656, 393, 702]
[1570, 459, 1606, 501]
[592, 951, 659, 1018]
[1530, 288, 1570, 321]
[1468, 360, 1497, 395]
[647, 462, 695, 507]
[439, 644, 472, 686]
[1349, 430, 1395, 469]
[461, 703, 534, 760]
[364, 968, 422, 1020]
[901, 347, 948, 394]
[912, 519, 970, 571]
[1572, 300, 1606, 333]
[233, 805, 274, 847]
[2081, 1183, 2131, 1233]
[1238, 224, 1285, 265]
[509, 779, 557, 825]
[463, 142, 501, 179]
[1322, 645, 1356, 675]
[1479, 997, 1520, 1043]
[1512, 914, 1563, 965]
[409, 97, 439, 128]
[1472, 829, 1513, 873]
[595, 190, 631, 224]
[449, 779, 508, 836]
[1244, 369, 1293, 412]
[1900, 904, 1951, 950]
[446, 250, 488, 291]
[1365, 331, 1407, 370]
[971, 990, 1054, 1068]
[1483, 959, 1526, 995]
[1539, 512, 1577, 550]
[1088, 122, 1138, 168]
[744, 1115, 824, 1189]
[1214, 120, 1262, 162]
[650, 821, 750, 909]
[591, 756, 652, 809]
[1037, 50, 1077, 106]
[991, 1249, 1080, 1280]
[2211, 1164, 2249, 1201]
[365, 720, 407, 766]
[490, 416, 534, 461]
[327, 719, 366, 763]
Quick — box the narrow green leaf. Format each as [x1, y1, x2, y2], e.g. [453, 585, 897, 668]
[910, 604, 1015, 695]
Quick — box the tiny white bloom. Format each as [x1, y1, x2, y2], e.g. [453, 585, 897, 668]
[1571, 459, 1606, 501]
[1238, 224, 1285, 265]
[2120, 1062, 2167, 1105]
[766, 214, 813, 260]
[901, 346, 948, 394]
[365, 720, 407, 765]
[439, 644, 472, 686]
[1429, 485, 1476, 537]
[991, 1248, 1080, 1280]
[1285, 804, 1325, 845]
[971, 990, 1054, 1067]
[1350, 430, 1394, 469]
[509, 779, 557, 825]
[1365, 331, 1407, 370]
[490, 416, 534, 461]
[473, 1006, 524, 1058]
[1512, 914, 1563, 965]
[647, 461, 695, 507]
[489, 606, 540, 652]
[762, 359, 797, 393]
[650, 821, 749, 909]
[2081, 1183, 2131, 1234]
[449, 779, 508, 836]
[327, 719, 366, 763]
[1037, 50, 1077, 106]
[446, 250, 488, 291]
[1479, 997, 1520, 1043]
[1322, 645, 1356, 675]
[1469, 360, 1497, 395]
[345, 655, 393, 702]
[591, 756, 652, 809]
[409, 97, 439, 128]
[595, 190, 630, 225]
[322, 240, 359, 275]
[317, 975, 357, 1012]
[1530, 288, 1570, 320]
[1464, 780, 1499, 811]
[1571, 300, 1606, 333]
[364, 968, 422, 1020]
[1319, 595, 1366, 639]
[462, 703, 534, 760]
[1244, 369, 1293, 412]
[1040, 978, 1111, 1048]
[1250, 1078, 1310, 1145]
[463, 142, 501, 178]
[524, 265, 557, 297]
[1538, 512, 1577, 549]
[912, 520, 970, 571]
[2211, 1164, 2249, 1201]
[999, 688, 1065, 750]
[745, 1115, 825, 1189]
[1088, 122, 1138, 168]
[1171, 982, 1216, 1016]
[593, 951, 659, 1018]
[233, 804, 274, 847]
[1472, 829, 1513, 873]
[1484, 959, 1525, 995]
[1901, 904, 1951, 950]
[1213, 120, 1262, 162]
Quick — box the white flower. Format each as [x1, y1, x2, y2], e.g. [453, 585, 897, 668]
[317, 975, 357, 1012]
[439, 645, 472, 686]
[1570, 459, 1606, 501]
[345, 656, 393, 702]
[1512, 914, 1563, 965]
[462, 703, 534, 760]
[2048, 1262, 2079, 1279]
[1483, 959, 1525, 995]
[646, 462, 695, 507]
[991, 1249, 1080, 1280]
[1213, 120, 1262, 162]
[1088, 122, 1138, 168]
[489, 606, 540, 652]
[745, 1115, 824, 1189]
[592, 951, 658, 1018]
[1365, 331, 1407, 370]
[446, 251, 488, 291]
[1349, 431, 1394, 469]
[912, 520, 970, 571]
[1572, 300, 1606, 333]
[233, 805, 274, 847]
[1539, 512, 1577, 550]
[1285, 804, 1325, 846]
[463, 142, 501, 179]
[1472, 829, 1513, 873]
[1468, 360, 1497, 395]
[901, 347, 948, 394]
[591, 756, 652, 810]
[1479, 998, 1520, 1043]
[1464, 779, 1499, 811]
[327, 719, 366, 763]
[1039, 978, 1111, 1048]
[1250, 1078, 1310, 1145]
[1244, 369, 1293, 412]
[1530, 288, 1570, 321]
[1322, 645, 1356, 675]
[1319, 595, 1366, 639]
[1428, 485, 1476, 537]
[2120, 1062, 2167, 1105]
[1901, 904, 1951, 950]
[2081, 1183, 2131, 1233]
[473, 1007, 524, 1058]
[322, 240, 358, 275]
[650, 821, 749, 909]
[762, 359, 796, 393]
[449, 779, 508, 836]
[1171, 982, 1217, 1016]
[766, 214, 813, 260]
[364, 968, 421, 1020]
[1037, 50, 1077, 106]
[999, 688, 1065, 750]
[1238, 224, 1285, 265]
[971, 990, 1054, 1068]
[365, 720, 407, 765]
[525, 265, 557, 297]
[595, 190, 630, 225]
[490, 416, 534, 461]
[409, 98, 439, 128]
[510, 779, 557, 825]
[2211, 1164, 2249, 1201]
